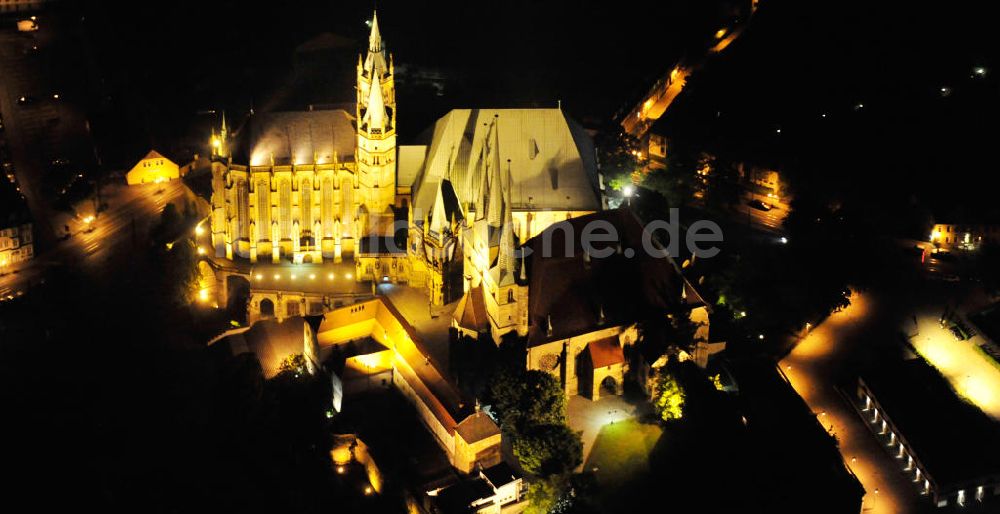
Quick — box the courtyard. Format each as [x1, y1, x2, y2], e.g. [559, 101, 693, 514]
[567, 394, 644, 465]
[583, 418, 663, 495]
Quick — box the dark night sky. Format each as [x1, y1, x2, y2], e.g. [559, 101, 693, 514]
[79, 0, 732, 142]
[79, 0, 1000, 218]
[660, 0, 1000, 219]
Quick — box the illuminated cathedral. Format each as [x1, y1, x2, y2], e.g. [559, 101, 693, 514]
[209, 12, 397, 265]
[209, 11, 605, 342]
[205, 15, 721, 467]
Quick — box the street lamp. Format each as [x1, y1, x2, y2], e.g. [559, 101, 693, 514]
[623, 185, 634, 207]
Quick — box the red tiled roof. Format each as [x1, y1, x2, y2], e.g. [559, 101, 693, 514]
[585, 336, 625, 368]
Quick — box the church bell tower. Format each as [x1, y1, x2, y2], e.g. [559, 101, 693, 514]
[356, 10, 397, 229]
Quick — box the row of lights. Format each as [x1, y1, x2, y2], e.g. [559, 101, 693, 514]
[254, 272, 352, 281]
[194, 226, 357, 283]
[862, 395, 934, 498]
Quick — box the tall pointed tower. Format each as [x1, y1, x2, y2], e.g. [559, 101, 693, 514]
[212, 111, 230, 160]
[356, 10, 397, 227]
[210, 111, 232, 258]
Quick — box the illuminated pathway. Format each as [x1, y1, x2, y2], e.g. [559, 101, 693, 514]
[779, 293, 927, 514]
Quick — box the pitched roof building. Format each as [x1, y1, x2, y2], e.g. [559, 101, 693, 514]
[126, 150, 180, 185]
[216, 316, 318, 379]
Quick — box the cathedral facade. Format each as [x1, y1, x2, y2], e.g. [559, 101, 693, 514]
[210, 12, 398, 265]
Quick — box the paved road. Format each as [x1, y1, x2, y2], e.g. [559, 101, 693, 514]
[734, 196, 788, 232]
[0, 180, 186, 297]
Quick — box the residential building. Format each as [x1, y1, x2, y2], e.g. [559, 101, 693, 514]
[929, 223, 1000, 250]
[126, 150, 181, 185]
[1, 180, 33, 272]
[0, 219, 32, 271]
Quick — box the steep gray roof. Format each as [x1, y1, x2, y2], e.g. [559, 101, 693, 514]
[397, 145, 427, 188]
[412, 108, 600, 219]
[243, 109, 356, 166]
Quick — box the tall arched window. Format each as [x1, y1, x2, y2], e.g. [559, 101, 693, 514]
[279, 179, 292, 239]
[300, 178, 312, 234]
[340, 177, 354, 236]
[236, 179, 249, 239]
[321, 177, 334, 238]
[256, 179, 271, 242]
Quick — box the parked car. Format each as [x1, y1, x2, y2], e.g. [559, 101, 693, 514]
[748, 199, 772, 211]
[932, 251, 956, 262]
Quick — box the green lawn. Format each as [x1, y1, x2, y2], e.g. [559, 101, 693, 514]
[584, 418, 663, 494]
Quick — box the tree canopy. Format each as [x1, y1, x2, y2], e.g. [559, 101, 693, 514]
[652, 369, 686, 422]
[487, 369, 566, 434]
[486, 369, 581, 479]
[513, 424, 584, 477]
